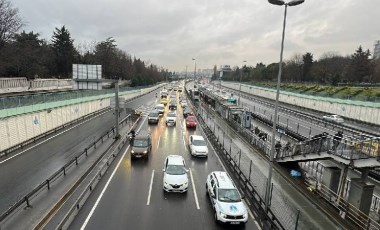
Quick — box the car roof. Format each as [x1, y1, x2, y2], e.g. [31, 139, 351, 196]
[211, 171, 235, 189]
[156, 104, 164, 107]
[191, 135, 204, 140]
[187, 115, 196, 120]
[135, 131, 151, 139]
[167, 155, 185, 165]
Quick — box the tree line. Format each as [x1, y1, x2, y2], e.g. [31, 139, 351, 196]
[216, 46, 380, 86]
[0, 0, 170, 86]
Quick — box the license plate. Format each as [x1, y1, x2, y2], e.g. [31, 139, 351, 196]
[230, 222, 240, 225]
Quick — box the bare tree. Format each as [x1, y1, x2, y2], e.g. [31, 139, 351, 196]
[0, 0, 23, 47]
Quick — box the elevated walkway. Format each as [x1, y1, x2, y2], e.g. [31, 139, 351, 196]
[276, 136, 380, 168]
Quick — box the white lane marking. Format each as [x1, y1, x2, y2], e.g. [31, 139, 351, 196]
[81, 116, 147, 230]
[157, 136, 161, 149]
[146, 170, 155, 205]
[183, 136, 186, 147]
[0, 110, 109, 165]
[189, 168, 200, 210]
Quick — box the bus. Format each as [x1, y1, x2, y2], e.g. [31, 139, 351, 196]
[192, 89, 200, 101]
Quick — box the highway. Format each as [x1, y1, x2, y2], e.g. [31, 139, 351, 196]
[68, 92, 259, 230]
[0, 91, 157, 215]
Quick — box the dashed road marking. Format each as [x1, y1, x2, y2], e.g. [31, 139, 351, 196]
[189, 168, 200, 210]
[146, 170, 155, 205]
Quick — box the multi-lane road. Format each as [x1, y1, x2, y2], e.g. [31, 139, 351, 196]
[68, 92, 259, 230]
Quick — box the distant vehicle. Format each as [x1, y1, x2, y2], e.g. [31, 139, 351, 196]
[160, 96, 168, 105]
[169, 100, 177, 110]
[166, 111, 177, 126]
[183, 108, 194, 118]
[148, 110, 160, 124]
[206, 171, 248, 225]
[155, 104, 165, 115]
[131, 131, 152, 159]
[188, 135, 208, 156]
[186, 115, 197, 129]
[322, 114, 344, 123]
[163, 155, 189, 193]
[191, 89, 200, 101]
[181, 100, 187, 108]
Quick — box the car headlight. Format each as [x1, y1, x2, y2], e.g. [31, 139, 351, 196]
[143, 150, 147, 153]
[219, 212, 227, 218]
[243, 213, 248, 218]
[131, 150, 134, 153]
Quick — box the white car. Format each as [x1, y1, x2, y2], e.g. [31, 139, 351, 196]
[206, 171, 248, 225]
[181, 100, 188, 107]
[188, 135, 208, 157]
[166, 111, 177, 126]
[163, 155, 189, 193]
[322, 114, 344, 123]
[155, 104, 165, 115]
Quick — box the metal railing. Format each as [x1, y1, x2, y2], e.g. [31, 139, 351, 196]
[185, 89, 285, 229]
[276, 136, 380, 162]
[0, 92, 147, 159]
[0, 113, 135, 225]
[55, 115, 142, 230]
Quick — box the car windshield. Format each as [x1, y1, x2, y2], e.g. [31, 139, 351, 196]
[166, 165, 186, 175]
[156, 106, 164, 110]
[149, 112, 158, 117]
[187, 116, 196, 122]
[218, 189, 241, 202]
[192, 139, 206, 146]
[168, 113, 176, 117]
[133, 139, 148, 147]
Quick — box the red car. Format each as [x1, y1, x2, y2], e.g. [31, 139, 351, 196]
[186, 115, 197, 128]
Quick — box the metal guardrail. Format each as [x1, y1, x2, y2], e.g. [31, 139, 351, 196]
[55, 115, 142, 230]
[185, 87, 285, 229]
[276, 136, 380, 162]
[0, 113, 135, 225]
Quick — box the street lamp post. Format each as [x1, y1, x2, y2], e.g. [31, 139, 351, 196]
[185, 65, 188, 81]
[238, 60, 247, 106]
[192, 58, 196, 87]
[264, 0, 304, 213]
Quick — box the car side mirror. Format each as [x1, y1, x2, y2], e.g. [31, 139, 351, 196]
[162, 169, 165, 172]
[185, 169, 189, 173]
[211, 193, 216, 198]
[241, 195, 245, 199]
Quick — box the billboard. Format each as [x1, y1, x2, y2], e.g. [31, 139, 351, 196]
[73, 64, 102, 90]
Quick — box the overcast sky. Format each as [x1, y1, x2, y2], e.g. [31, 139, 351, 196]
[11, 0, 380, 72]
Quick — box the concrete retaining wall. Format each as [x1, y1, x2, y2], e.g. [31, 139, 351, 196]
[223, 82, 380, 125]
[0, 84, 164, 152]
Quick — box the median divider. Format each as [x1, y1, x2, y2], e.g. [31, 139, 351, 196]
[0, 112, 137, 228]
[55, 115, 142, 230]
[184, 87, 284, 230]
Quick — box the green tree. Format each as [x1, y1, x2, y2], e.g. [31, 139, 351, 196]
[302, 52, 313, 82]
[347, 46, 373, 82]
[51, 26, 77, 78]
[94, 37, 117, 78]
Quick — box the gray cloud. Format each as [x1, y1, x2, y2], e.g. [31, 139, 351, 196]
[11, 0, 380, 71]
